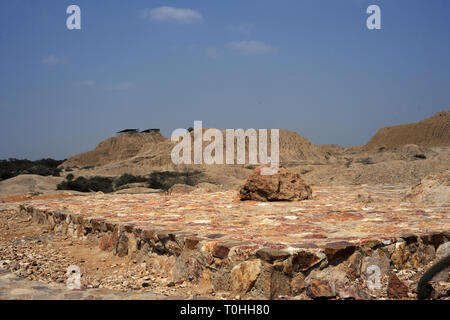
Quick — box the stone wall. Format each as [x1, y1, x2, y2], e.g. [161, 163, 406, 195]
[19, 204, 450, 299]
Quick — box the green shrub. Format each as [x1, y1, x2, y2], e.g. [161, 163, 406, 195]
[115, 173, 148, 188]
[0, 158, 64, 181]
[56, 170, 205, 193]
[57, 176, 113, 193]
[147, 170, 203, 191]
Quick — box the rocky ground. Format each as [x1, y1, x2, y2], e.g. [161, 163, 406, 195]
[0, 209, 226, 300]
[0, 268, 167, 300]
[1, 195, 449, 300]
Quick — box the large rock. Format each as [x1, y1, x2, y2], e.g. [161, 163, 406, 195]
[436, 242, 450, 260]
[306, 280, 335, 299]
[405, 170, 450, 205]
[291, 250, 325, 272]
[361, 248, 391, 276]
[172, 252, 203, 283]
[387, 273, 409, 299]
[99, 234, 113, 251]
[306, 264, 351, 298]
[253, 265, 292, 299]
[239, 166, 312, 201]
[434, 242, 450, 282]
[291, 273, 306, 295]
[230, 259, 262, 293]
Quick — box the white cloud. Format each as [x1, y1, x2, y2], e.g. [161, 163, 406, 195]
[141, 7, 203, 24]
[225, 41, 277, 55]
[41, 54, 68, 65]
[206, 47, 224, 59]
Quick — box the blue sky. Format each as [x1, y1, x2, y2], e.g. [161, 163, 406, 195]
[0, 0, 449, 160]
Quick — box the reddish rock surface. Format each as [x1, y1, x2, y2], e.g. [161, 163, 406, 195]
[387, 273, 409, 299]
[6, 184, 450, 299]
[15, 185, 450, 253]
[324, 241, 356, 263]
[306, 280, 335, 299]
[99, 234, 113, 251]
[1, 194, 74, 203]
[239, 165, 312, 201]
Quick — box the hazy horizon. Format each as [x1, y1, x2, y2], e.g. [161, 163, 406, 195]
[1, 0, 449, 160]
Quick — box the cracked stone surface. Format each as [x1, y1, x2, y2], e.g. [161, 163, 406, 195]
[1, 185, 449, 300]
[16, 186, 449, 249]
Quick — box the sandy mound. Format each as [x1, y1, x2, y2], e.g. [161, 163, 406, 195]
[61, 132, 167, 168]
[62, 129, 328, 170]
[277, 129, 329, 162]
[405, 170, 450, 205]
[58, 129, 330, 189]
[364, 110, 450, 151]
[297, 147, 450, 186]
[168, 184, 195, 194]
[0, 174, 64, 197]
[394, 144, 438, 160]
[191, 182, 224, 193]
[56, 112, 449, 189]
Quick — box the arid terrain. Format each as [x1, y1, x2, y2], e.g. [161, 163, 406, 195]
[0, 110, 449, 300]
[3, 111, 449, 197]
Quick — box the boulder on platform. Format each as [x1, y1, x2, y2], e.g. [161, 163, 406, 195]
[239, 165, 312, 201]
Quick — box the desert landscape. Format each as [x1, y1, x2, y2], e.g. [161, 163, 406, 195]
[1, 110, 449, 300]
[1, 2, 449, 307]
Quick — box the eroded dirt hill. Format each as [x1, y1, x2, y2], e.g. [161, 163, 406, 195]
[60, 129, 331, 170]
[50, 111, 450, 189]
[61, 132, 167, 168]
[363, 110, 450, 151]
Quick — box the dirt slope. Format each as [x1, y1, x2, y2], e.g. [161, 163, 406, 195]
[298, 147, 450, 186]
[56, 112, 450, 189]
[364, 110, 450, 151]
[0, 174, 63, 197]
[61, 129, 330, 170]
[57, 129, 332, 189]
[61, 132, 167, 168]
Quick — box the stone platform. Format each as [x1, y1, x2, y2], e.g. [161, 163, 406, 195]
[17, 185, 450, 298]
